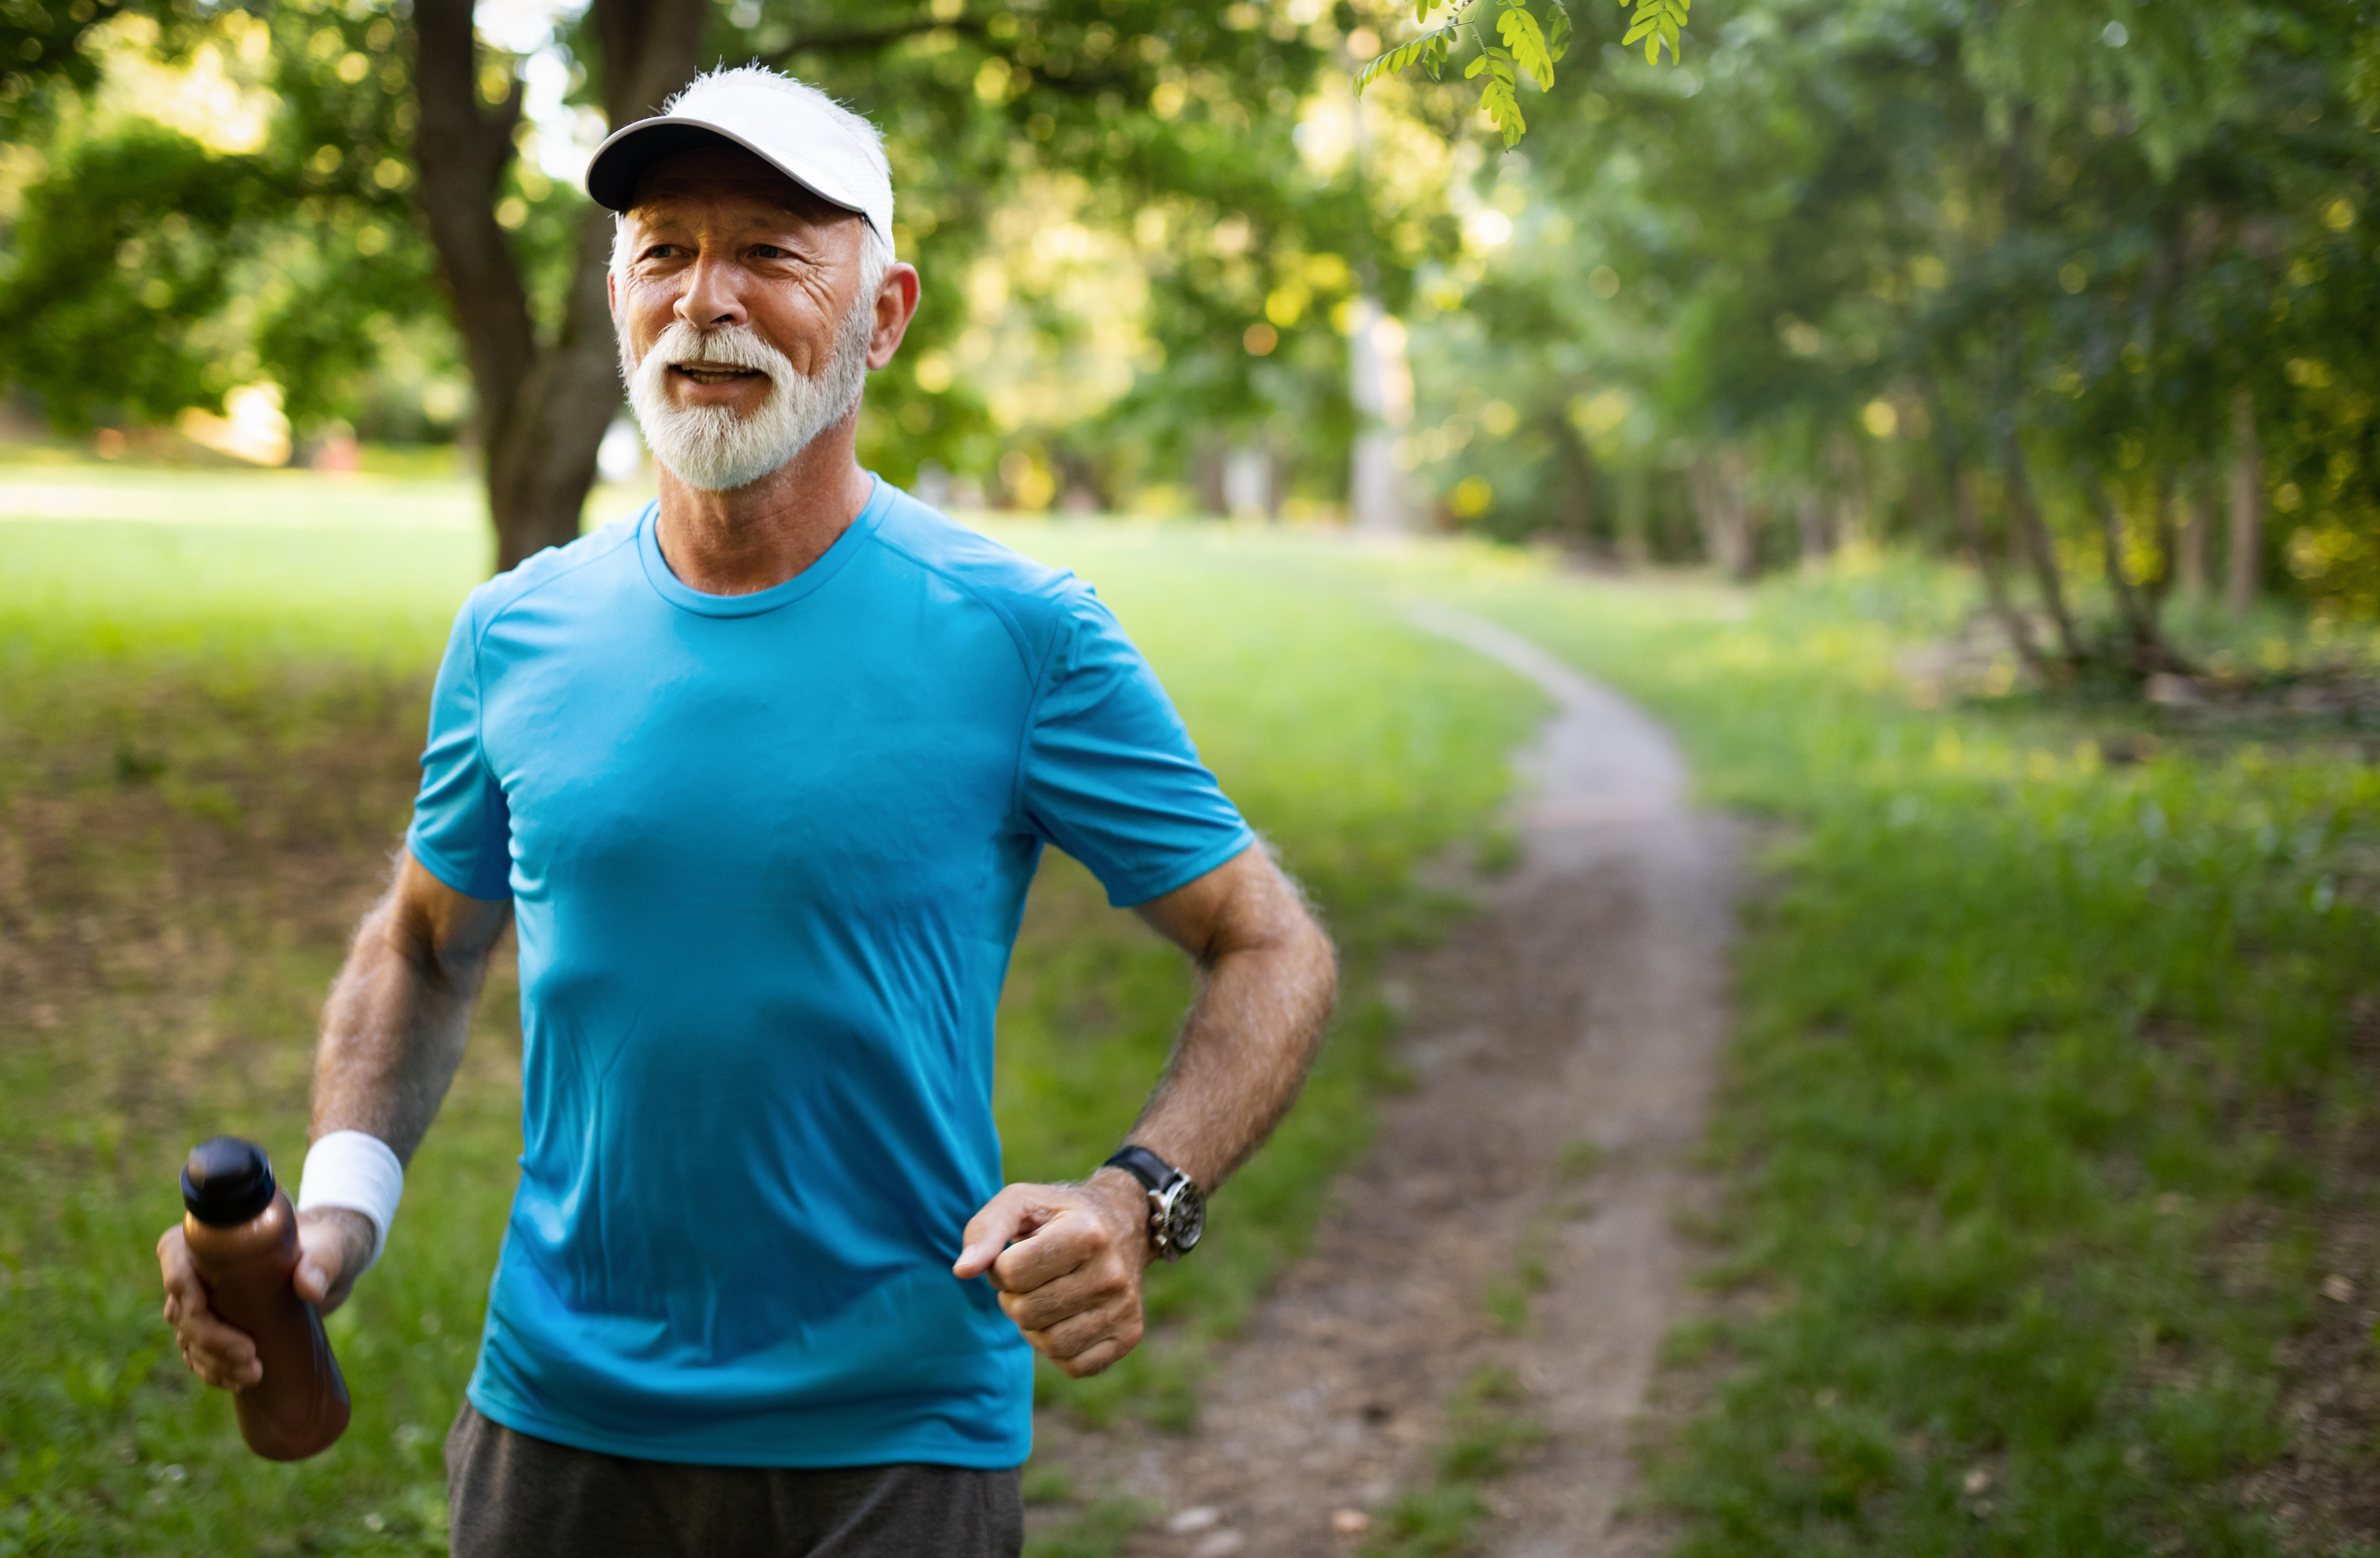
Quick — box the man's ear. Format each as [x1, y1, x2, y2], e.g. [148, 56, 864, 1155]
[867, 263, 922, 371]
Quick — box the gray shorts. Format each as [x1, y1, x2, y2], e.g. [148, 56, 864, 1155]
[445, 1402, 1024, 1558]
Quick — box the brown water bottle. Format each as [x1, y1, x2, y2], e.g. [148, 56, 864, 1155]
[180, 1136, 351, 1460]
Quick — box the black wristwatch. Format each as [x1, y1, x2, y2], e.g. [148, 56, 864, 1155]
[1103, 1145, 1205, 1262]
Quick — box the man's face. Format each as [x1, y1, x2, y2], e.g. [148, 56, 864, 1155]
[611, 145, 917, 492]
[611, 144, 875, 426]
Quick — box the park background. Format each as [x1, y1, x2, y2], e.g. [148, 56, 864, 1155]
[2, 0, 2378, 1553]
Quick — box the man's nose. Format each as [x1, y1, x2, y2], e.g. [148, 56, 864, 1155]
[673, 255, 745, 331]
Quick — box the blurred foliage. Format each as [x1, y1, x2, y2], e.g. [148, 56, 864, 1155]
[749, 0, 1456, 498]
[0, 0, 461, 439]
[4, 0, 2379, 627]
[0, 0, 243, 132]
[0, 0, 1473, 511]
[1408, 0, 2380, 632]
[0, 123, 276, 428]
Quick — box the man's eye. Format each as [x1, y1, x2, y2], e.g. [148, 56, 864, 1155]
[751, 245, 787, 259]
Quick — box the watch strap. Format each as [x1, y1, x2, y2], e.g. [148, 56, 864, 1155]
[1103, 1144, 1182, 1195]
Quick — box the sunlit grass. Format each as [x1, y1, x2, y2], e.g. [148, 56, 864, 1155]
[0, 500, 1540, 1555]
[12, 466, 2371, 1554]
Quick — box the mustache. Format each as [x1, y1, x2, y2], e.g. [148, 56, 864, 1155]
[619, 297, 873, 492]
[639, 321, 789, 377]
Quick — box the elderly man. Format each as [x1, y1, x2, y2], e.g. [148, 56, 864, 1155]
[156, 66, 1336, 1557]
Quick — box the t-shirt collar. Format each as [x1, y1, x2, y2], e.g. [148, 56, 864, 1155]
[635, 475, 890, 618]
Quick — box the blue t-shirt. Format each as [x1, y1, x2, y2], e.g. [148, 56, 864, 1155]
[407, 479, 1253, 1468]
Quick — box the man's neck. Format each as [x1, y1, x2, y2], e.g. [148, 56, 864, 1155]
[651, 417, 874, 596]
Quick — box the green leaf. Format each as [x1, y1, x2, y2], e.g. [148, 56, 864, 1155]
[1497, 3, 1555, 89]
[1479, 72, 1526, 146]
[1355, 0, 1604, 141]
[1354, 21, 1465, 95]
[1622, 0, 1687, 64]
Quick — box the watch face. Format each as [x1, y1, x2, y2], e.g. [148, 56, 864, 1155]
[1165, 1180, 1205, 1255]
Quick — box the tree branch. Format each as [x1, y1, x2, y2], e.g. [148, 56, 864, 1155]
[761, 16, 987, 70]
[2086, 465, 2192, 677]
[1998, 426, 2086, 668]
[1925, 378, 2044, 675]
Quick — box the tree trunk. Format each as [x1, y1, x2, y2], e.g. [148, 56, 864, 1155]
[413, 0, 705, 573]
[2227, 386, 2263, 615]
[1343, 82, 1413, 538]
[1923, 382, 2043, 674]
[1998, 429, 2087, 665]
[1616, 465, 1650, 566]
[1549, 412, 1599, 546]
[2146, 472, 2176, 612]
[1346, 294, 1413, 534]
[1193, 435, 1228, 518]
[1689, 450, 1759, 581]
[1795, 490, 1829, 569]
[1988, 293, 2085, 667]
[2177, 465, 2212, 596]
[1222, 441, 1272, 520]
[1824, 432, 1865, 552]
[2094, 476, 2141, 629]
[2086, 466, 2187, 676]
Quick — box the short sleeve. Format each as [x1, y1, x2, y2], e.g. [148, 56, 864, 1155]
[1021, 587, 1255, 907]
[405, 598, 515, 900]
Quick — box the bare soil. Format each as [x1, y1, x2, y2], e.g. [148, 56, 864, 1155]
[1035, 605, 1742, 1558]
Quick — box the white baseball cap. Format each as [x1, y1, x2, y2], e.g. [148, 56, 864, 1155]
[587, 67, 895, 258]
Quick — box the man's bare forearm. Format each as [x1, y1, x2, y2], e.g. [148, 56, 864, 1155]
[310, 852, 512, 1163]
[1123, 849, 1337, 1191]
[956, 846, 1332, 1378]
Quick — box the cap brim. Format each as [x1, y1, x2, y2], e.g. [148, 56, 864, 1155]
[585, 118, 869, 227]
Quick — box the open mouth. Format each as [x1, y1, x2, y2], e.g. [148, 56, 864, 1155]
[669, 362, 768, 387]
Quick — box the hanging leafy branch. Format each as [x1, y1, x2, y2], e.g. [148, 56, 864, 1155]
[1355, 0, 1684, 145]
[1621, 0, 1691, 64]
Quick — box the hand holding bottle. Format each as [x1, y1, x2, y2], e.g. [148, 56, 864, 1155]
[157, 1206, 370, 1387]
[156, 1138, 360, 1459]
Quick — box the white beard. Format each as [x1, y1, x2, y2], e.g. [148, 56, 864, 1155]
[621, 302, 874, 493]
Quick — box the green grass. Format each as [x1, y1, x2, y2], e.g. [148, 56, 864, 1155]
[13, 472, 2374, 1556]
[1363, 1366, 1546, 1558]
[1021, 1495, 1158, 1558]
[1399, 545, 2380, 1556]
[0, 493, 1541, 1554]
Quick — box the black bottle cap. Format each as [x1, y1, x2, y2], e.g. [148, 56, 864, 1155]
[182, 1136, 276, 1227]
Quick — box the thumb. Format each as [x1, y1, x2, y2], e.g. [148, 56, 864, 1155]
[293, 1247, 338, 1305]
[293, 1221, 349, 1305]
[953, 1188, 1039, 1281]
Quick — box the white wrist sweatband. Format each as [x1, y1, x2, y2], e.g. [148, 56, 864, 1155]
[296, 1130, 404, 1275]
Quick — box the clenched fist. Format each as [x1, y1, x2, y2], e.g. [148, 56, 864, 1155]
[953, 1169, 1152, 1378]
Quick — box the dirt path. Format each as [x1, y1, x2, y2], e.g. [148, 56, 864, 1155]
[1037, 605, 1742, 1557]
